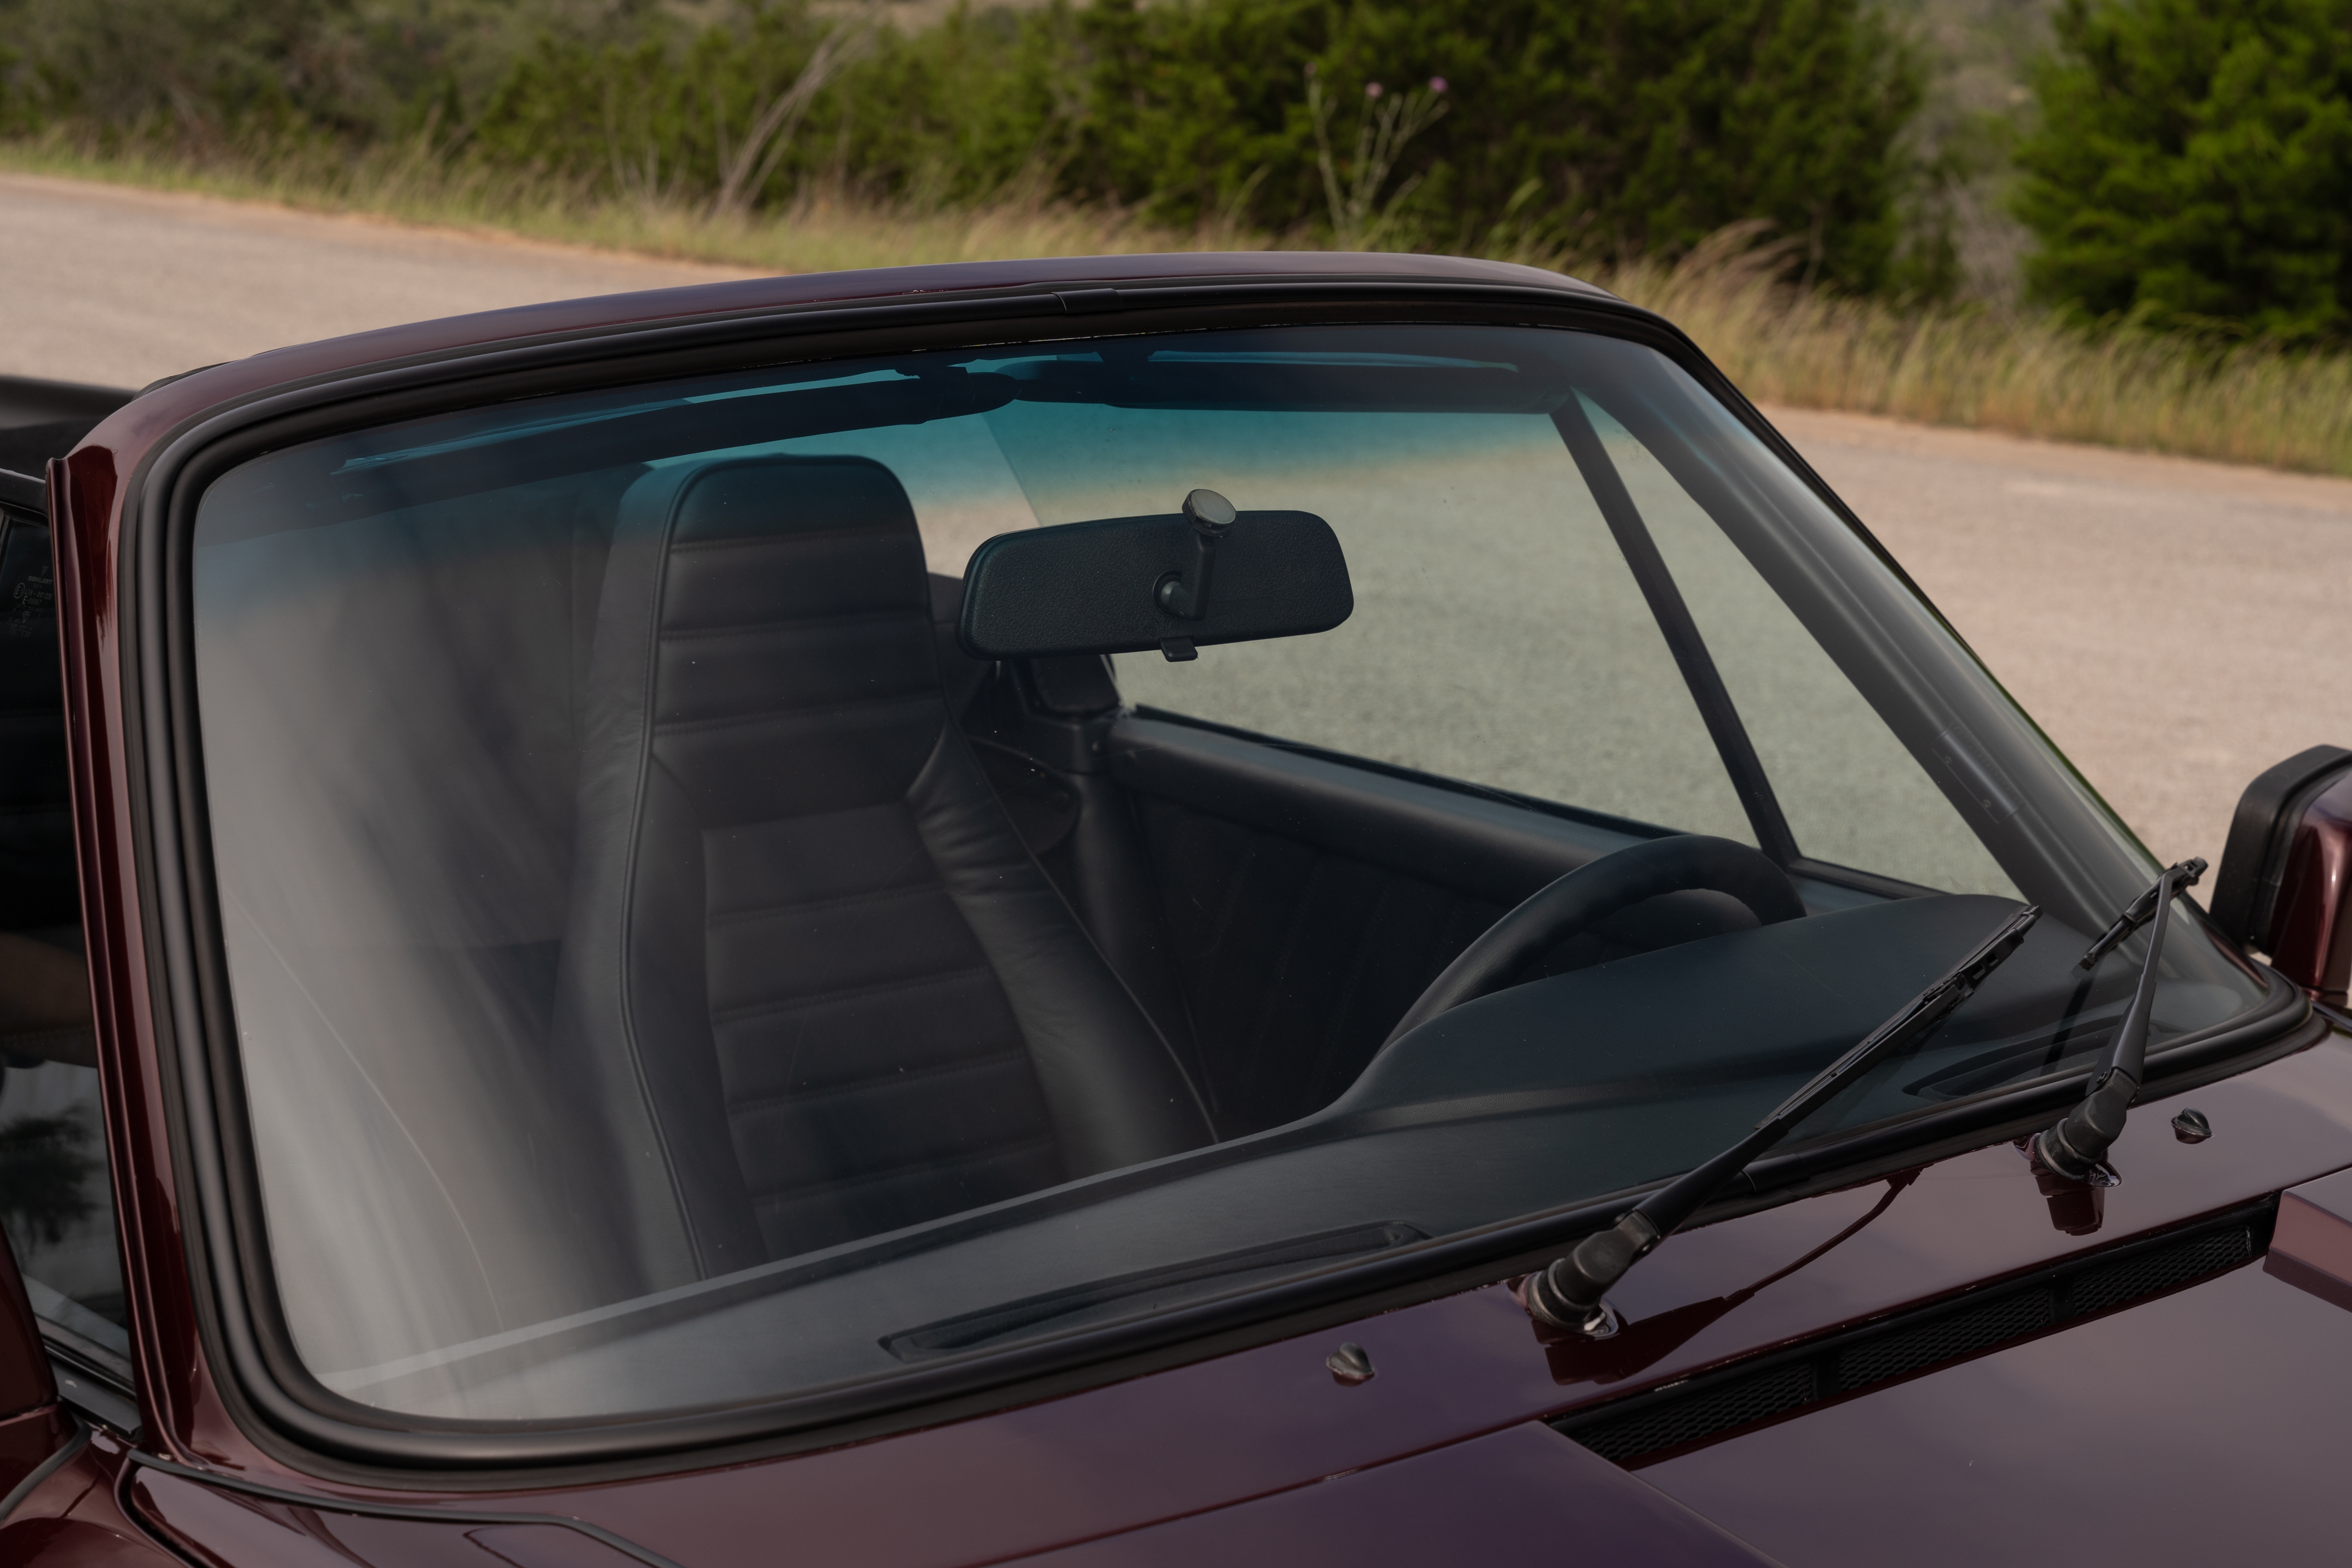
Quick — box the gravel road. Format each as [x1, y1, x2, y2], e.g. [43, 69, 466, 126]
[2, 170, 2344, 881]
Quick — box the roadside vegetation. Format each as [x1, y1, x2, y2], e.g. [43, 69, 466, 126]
[0, 0, 2348, 474]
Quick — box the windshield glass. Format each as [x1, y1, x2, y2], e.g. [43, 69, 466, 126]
[189, 321, 2266, 1426]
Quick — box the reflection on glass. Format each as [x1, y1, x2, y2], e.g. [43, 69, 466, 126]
[0, 1003, 126, 1372]
[186, 324, 2272, 1427]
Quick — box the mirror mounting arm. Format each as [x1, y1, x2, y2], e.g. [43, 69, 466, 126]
[1155, 489, 1237, 621]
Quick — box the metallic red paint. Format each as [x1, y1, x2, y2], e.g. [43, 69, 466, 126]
[26, 250, 1632, 1513]
[2267, 770, 2352, 1004]
[127, 1427, 1793, 1568]
[1531, 1054, 2352, 1404]
[2264, 1165, 2352, 1312]
[1004, 1422, 1783, 1566]
[126, 1469, 648, 1568]
[106, 1038, 2352, 1568]
[0, 1405, 74, 1509]
[0, 1427, 183, 1564]
[1636, 1252, 2352, 1566]
[32, 252, 2352, 1567]
[0, 1174, 58, 1423]
[49, 440, 223, 1471]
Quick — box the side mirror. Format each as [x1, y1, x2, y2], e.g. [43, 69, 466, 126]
[2211, 744, 2352, 1005]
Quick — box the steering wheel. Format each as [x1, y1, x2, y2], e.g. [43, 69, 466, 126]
[1382, 835, 1806, 1047]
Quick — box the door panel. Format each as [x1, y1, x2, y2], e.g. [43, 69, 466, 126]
[1127, 791, 1508, 1133]
[1106, 717, 1763, 1134]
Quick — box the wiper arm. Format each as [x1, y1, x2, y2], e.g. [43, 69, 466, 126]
[2029, 858, 2206, 1182]
[1526, 903, 2043, 1336]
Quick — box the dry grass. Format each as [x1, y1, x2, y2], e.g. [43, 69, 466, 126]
[6, 136, 2350, 476]
[1593, 228, 2352, 476]
[0, 132, 1257, 272]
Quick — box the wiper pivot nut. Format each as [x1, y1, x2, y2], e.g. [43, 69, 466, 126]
[2032, 1069, 2134, 1181]
[1526, 1210, 1661, 1333]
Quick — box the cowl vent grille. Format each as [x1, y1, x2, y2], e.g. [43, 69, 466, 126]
[1552, 1201, 2270, 1465]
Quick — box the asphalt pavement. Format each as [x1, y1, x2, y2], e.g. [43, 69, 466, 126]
[2, 170, 2344, 881]
[0, 172, 753, 390]
[1768, 406, 2352, 877]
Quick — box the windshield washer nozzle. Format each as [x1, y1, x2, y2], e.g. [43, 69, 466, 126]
[1325, 1341, 1375, 1385]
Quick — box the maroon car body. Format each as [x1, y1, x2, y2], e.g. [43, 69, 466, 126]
[2, 252, 2349, 1568]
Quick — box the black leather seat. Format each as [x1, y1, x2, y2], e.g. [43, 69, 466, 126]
[553, 456, 1211, 1288]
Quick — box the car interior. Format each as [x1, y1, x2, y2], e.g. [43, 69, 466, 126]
[47, 325, 2283, 1420]
[197, 441, 1826, 1328]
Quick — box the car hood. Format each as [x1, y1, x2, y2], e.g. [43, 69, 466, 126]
[1634, 1187, 2352, 1567]
[130, 1017, 2352, 1568]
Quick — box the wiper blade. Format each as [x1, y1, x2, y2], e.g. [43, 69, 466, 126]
[2077, 857, 2204, 970]
[2030, 858, 2206, 1182]
[1526, 902, 2043, 1336]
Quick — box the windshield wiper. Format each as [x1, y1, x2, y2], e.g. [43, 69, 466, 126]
[2029, 858, 2206, 1182]
[1525, 902, 2043, 1336]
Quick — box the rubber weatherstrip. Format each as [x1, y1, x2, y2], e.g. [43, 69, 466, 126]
[1549, 393, 1801, 865]
[123, 1452, 686, 1568]
[0, 1415, 89, 1522]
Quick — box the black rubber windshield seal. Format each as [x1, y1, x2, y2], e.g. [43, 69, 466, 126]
[115, 273, 2320, 1480]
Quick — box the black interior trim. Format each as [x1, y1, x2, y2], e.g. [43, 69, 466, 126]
[209, 373, 1018, 530]
[0, 467, 43, 514]
[1382, 835, 1803, 1046]
[1108, 715, 1643, 905]
[36, 1316, 132, 1389]
[48, 1348, 138, 1437]
[1784, 856, 1939, 903]
[1120, 708, 1942, 915]
[879, 1221, 1425, 1361]
[0, 376, 132, 481]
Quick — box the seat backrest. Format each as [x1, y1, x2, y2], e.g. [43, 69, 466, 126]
[553, 456, 1210, 1287]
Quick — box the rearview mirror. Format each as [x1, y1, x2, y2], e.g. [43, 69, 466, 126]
[2211, 744, 2352, 1004]
[958, 492, 1352, 663]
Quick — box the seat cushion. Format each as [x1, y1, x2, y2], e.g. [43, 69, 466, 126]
[554, 456, 1209, 1285]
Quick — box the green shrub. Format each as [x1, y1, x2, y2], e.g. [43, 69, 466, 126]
[0, 0, 569, 142]
[2013, 0, 2352, 342]
[0, 0, 1935, 292]
[452, 4, 1062, 212]
[1037, 0, 1930, 291]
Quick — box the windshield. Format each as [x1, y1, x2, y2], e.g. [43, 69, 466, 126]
[188, 320, 2266, 1427]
